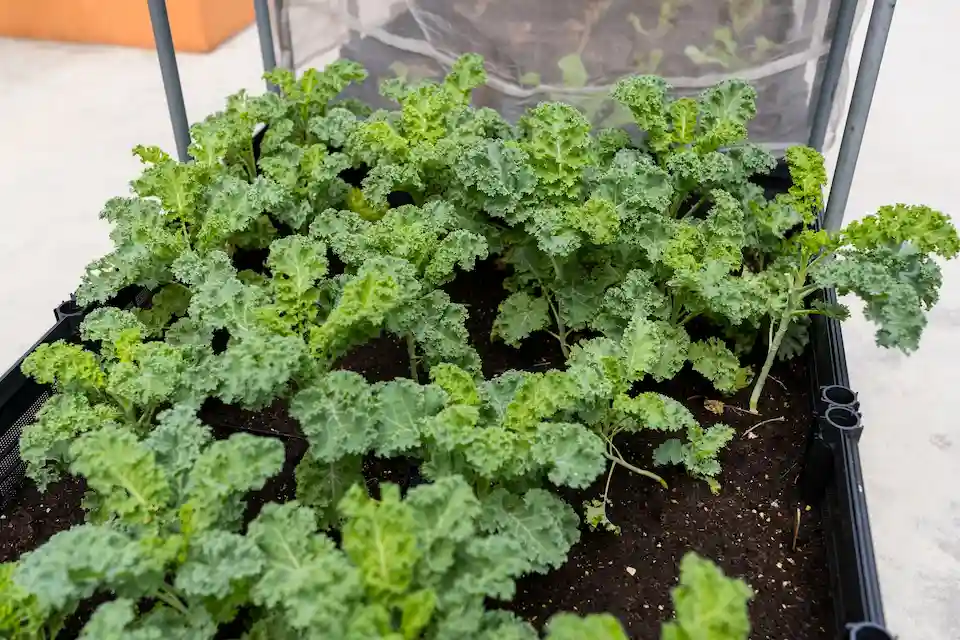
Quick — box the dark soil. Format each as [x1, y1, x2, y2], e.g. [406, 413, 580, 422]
[0, 258, 832, 639]
[0, 476, 87, 563]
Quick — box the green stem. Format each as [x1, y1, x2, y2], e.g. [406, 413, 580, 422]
[155, 584, 190, 617]
[667, 190, 688, 218]
[679, 194, 708, 219]
[678, 311, 699, 326]
[603, 452, 668, 488]
[243, 143, 257, 182]
[135, 404, 158, 433]
[750, 304, 795, 413]
[600, 457, 617, 507]
[406, 333, 420, 383]
[541, 289, 570, 358]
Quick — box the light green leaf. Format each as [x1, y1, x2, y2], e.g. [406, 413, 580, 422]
[68, 425, 171, 527]
[661, 553, 753, 640]
[545, 612, 629, 639]
[688, 338, 752, 394]
[339, 484, 419, 599]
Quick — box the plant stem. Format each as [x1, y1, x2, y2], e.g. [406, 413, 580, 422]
[155, 584, 190, 616]
[541, 289, 570, 358]
[749, 305, 794, 413]
[603, 452, 668, 488]
[680, 194, 708, 219]
[600, 458, 617, 507]
[406, 333, 420, 382]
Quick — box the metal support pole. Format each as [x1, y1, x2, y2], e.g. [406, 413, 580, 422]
[254, 0, 280, 92]
[147, 0, 191, 162]
[808, 0, 860, 152]
[822, 0, 897, 231]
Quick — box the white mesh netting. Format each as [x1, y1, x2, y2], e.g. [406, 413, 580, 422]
[274, 0, 865, 151]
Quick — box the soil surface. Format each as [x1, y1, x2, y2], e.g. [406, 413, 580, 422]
[0, 258, 832, 639]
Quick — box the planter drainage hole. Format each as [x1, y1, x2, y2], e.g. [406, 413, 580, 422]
[825, 405, 861, 431]
[822, 384, 857, 407]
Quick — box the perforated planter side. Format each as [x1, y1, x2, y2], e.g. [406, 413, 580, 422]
[0, 289, 149, 509]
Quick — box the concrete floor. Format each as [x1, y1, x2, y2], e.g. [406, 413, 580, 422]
[1, 3, 957, 638]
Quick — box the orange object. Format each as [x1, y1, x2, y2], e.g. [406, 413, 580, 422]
[0, 0, 255, 53]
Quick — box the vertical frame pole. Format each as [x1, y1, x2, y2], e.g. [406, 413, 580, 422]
[147, 0, 191, 162]
[822, 0, 897, 231]
[808, 0, 860, 152]
[254, 0, 280, 93]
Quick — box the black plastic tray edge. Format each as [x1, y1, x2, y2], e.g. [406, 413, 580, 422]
[808, 286, 888, 635]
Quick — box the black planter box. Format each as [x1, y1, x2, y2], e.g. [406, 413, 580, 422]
[0, 277, 892, 640]
[0, 165, 889, 638]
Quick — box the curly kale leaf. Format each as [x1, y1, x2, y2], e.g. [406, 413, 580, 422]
[246, 502, 363, 634]
[661, 553, 753, 640]
[21, 341, 104, 396]
[492, 291, 551, 348]
[545, 613, 629, 639]
[687, 338, 752, 394]
[18, 395, 120, 491]
[654, 423, 735, 493]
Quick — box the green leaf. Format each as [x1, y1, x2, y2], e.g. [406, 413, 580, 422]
[844, 203, 960, 258]
[557, 54, 589, 89]
[20, 393, 122, 490]
[518, 102, 594, 204]
[215, 331, 306, 410]
[248, 502, 363, 632]
[688, 338, 752, 394]
[15, 524, 166, 613]
[694, 80, 757, 152]
[492, 292, 551, 347]
[452, 140, 538, 222]
[339, 483, 420, 600]
[423, 229, 488, 286]
[613, 392, 696, 432]
[75, 197, 187, 307]
[0, 562, 46, 639]
[137, 284, 192, 337]
[611, 76, 671, 156]
[80, 308, 147, 359]
[404, 476, 481, 582]
[143, 404, 212, 500]
[374, 378, 446, 456]
[546, 612, 629, 639]
[479, 488, 580, 574]
[621, 316, 690, 382]
[310, 257, 420, 360]
[294, 454, 365, 530]
[292, 371, 378, 463]
[175, 530, 264, 598]
[661, 553, 753, 640]
[185, 433, 285, 530]
[21, 341, 104, 395]
[530, 422, 607, 489]
[430, 363, 480, 407]
[68, 425, 171, 527]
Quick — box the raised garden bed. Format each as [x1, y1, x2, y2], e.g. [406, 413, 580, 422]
[0, 53, 938, 639]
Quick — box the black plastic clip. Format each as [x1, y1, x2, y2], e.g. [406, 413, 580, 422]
[801, 385, 863, 503]
[846, 621, 894, 639]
